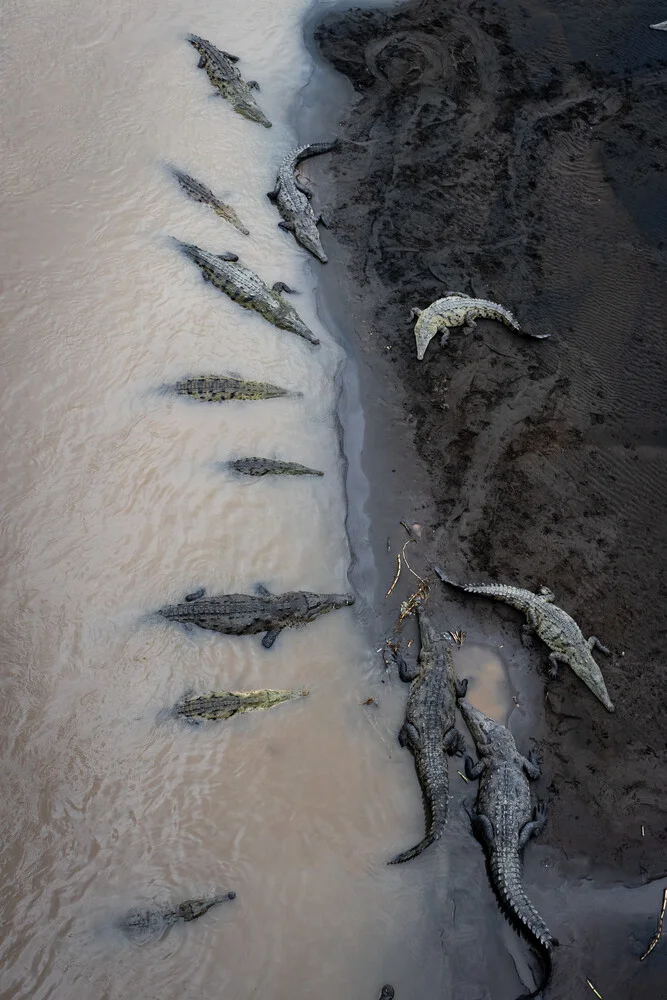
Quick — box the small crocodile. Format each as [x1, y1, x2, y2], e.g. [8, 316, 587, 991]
[435, 568, 614, 712]
[121, 892, 235, 937]
[412, 292, 549, 360]
[170, 375, 292, 403]
[171, 167, 249, 235]
[458, 698, 556, 999]
[267, 141, 339, 262]
[176, 241, 319, 345]
[159, 584, 354, 648]
[188, 34, 271, 127]
[226, 457, 323, 477]
[388, 604, 467, 865]
[175, 688, 308, 723]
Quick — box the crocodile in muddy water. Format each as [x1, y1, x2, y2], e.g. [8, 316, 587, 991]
[458, 698, 556, 999]
[170, 167, 249, 235]
[120, 891, 236, 938]
[158, 585, 354, 648]
[188, 34, 272, 128]
[268, 141, 339, 262]
[413, 294, 549, 360]
[389, 603, 467, 865]
[435, 568, 614, 711]
[174, 688, 308, 723]
[226, 457, 323, 477]
[168, 375, 294, 403]
[175, 241, 319, 345]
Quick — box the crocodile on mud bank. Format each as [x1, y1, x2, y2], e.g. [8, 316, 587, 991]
[174, 688, 308, 723]
[170, 167, 249, 235]
[268, 140, 339, 263]
[188, 34, 272, 128]
[225, 457, 324, 477]
[412, 293, 549, 361]
[168, 375, 295, 403]
[120, 892, 236, 938]
[389, 603, 467, 865]
[458, 698, 557, 1000]
[436, 569, 615, 712]
[175, 241, 319, 345]
[158, 584, 354, 648]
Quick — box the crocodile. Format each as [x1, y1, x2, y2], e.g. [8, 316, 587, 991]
[412, 293, 549, 360]
[378, 989, 395, 1000]
[121, 892, 236, 937]
[159, 584, 354, 648]
[171, 167, 249, 235]
[174, 688, 308, 723]
[388, 603, 467, 865]
[175, 241, 319, 345]
[458, 698, 556, 999]
[435, 568, 614, 712]
[267, 141, 339, 262]
[170, 375, 293, 403]
[226, 457, 324, 477]
[187, 34, 272, 127]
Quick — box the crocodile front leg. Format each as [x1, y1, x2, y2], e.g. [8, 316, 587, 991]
[523, 746, 541, 780]
[295, 174, 314, 197]
[588, 636, 611, 656]
[518, 801, 548, 849]
[262, 628, 282, 649]
[444, 728, 466, 756]
[464, 755, 485, 781]
[548, 651, 569, 678]
[521, 605, 540, 646]
[399, 721, 420, 749]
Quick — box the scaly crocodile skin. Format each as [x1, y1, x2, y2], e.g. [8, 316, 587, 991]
[188, 34, 272, 127]
[413, 294, 548, 359]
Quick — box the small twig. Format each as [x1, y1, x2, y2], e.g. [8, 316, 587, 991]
[586, 980, 603, 999]
[640, 886, 667, 961]
[386, 553, 402, 598]
[457, 771, 469, 783]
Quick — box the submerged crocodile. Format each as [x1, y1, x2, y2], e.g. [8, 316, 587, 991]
[389, 604, 467, 865]
[459, 698, 556, 999]
[171, 167, 249, 235]
[412, 293, 549, 360]
[159, 584, 354, 648]
[435, 569, 614, 712]
[175, 688, 308, 723]
[176, 241, 319, 345]
[267, 141, 339, 262]
[170, 375, 292, 403]
[227, 457, 323, 477]
[188, 34, 271, 127]
[121, 892, 235, 937]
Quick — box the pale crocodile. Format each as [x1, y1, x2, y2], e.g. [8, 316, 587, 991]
[413, 293, 549, 360]
[174, 688, 308, 723]
[170, 375, 293, 402]
[171, 167, 249, 234]
[435, 569, 614, 712]
[268, 140, 339, 262]
[226, 457, 323, 477]
[175, 241, 319, 345]
[188, 34, 271, 127]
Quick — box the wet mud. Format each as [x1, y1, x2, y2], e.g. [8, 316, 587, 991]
[307, 0, 667, 996]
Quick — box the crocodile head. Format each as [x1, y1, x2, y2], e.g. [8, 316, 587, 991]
[291, 591, 355, 623]
[293, 218, 328, 263]
[458, 699, 515, 756]
[180, 892, 236, 921]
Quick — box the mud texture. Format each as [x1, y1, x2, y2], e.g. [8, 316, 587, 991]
[313, 1, 666, 994]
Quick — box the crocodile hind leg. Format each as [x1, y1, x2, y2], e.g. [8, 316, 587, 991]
[518, 801, 548, 850]
[547, 651, 569, 678]
[470, 811, 495, 848]
[521, 607, 539, 646]
[272, 281, 297, 294]
[398, 721, 420, 749]
[247, 80, 260, 90]
[461, 310, 478, 336]
[443, 727, 466, 757]
[464, 755, 485, 781]
[587, 636, 611, 656]
[295, 174, 314, 197]
[185, 588, 206, 602]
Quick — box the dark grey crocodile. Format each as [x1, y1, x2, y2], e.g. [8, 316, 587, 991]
[267, 141, 339, 262]
[435, 568, 614, 712]
[170, 375, 293, 403]
[174, 688, 308, 723]
[458, 698, 556, 999]
[171, 167, 249, 234]
[388, 604, 467, 865]
[188, 34, 271, 127]
[121, 892, 235, 937]
[175, 241, 319, 345]
[413, 293, 549, 360]
[227, 457, 323, 477]
[159, 584, 354, 648]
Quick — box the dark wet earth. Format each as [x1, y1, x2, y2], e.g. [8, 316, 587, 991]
[303, 0, 667, 996]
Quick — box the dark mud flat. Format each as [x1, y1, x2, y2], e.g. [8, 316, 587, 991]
[307, 0, 667, 996]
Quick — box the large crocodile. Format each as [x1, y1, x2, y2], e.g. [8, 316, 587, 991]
[159, 585, 354, 648]
[226, 457, 324, 477]
[388, 604, 467, 865]
[121, 892, 235, 938]
[188, 34, 271, 127]
[175, 241, 319, 345]
[174, 688, 308, 723]
[267, 140, 339, 262]
[171, 167, 249, 235]
[435, 568, 614, 712]
[170, 375, 293, 403]
[412, 293, 549, 360]
[458, 698, 556, 999]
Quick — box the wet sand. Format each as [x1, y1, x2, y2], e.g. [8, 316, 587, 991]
[307, 0, 667, 995]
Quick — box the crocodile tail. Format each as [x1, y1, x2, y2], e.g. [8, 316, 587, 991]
[388, 829, 438, 865]
[292, 139, 340, 165]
